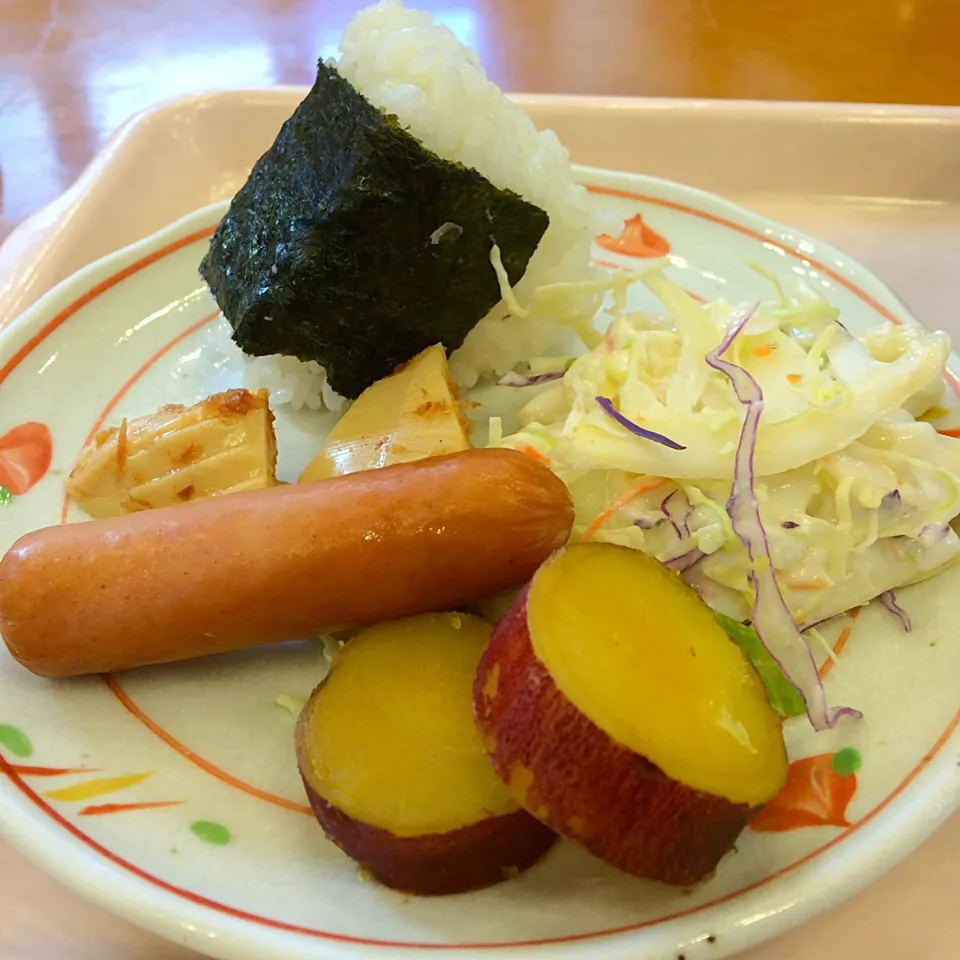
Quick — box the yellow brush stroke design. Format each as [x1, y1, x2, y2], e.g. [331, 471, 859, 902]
[45, 771, 153, 802]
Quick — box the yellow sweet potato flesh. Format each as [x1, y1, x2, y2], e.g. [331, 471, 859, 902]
[527, 544, 786, 806]
[298, 344, 470, 482]
[302, 613, 519, 836]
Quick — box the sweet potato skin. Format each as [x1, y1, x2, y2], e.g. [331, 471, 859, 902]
[474, 590, 761, 886]
[300, 776, 556, 895]
[295, 665, 557, 896]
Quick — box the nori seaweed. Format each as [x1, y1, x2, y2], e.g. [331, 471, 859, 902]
[199, 61, 550, 398]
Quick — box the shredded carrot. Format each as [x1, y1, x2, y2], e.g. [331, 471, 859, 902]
[786, 373, 803, 384]
[581, 476, 667, 543]
[937, 427, 960, 438]
[516, 444, 549, 464]
[775, 569, 831, 591]
[819, 607, 862, 679]
[787, 578, 831, 591]
[753, 345, 775, 358]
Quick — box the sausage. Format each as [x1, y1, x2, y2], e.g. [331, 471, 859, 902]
[0, 449, 573, 678]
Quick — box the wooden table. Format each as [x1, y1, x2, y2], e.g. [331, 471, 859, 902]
[2, 0, 960, 244]
[2, 1, 960, 958]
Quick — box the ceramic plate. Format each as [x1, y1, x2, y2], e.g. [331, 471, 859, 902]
[1, 168, 958, 960]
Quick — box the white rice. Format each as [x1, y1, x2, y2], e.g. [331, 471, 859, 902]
[244, 355, 345, 412]
[247, 0, 611, 409]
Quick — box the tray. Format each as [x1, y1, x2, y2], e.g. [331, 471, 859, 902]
[1, 93, 959, 960]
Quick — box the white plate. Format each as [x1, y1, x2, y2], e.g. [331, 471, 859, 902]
[1, 168, 958, 960]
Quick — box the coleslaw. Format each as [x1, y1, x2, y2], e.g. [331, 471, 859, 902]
[497, 267, 960, 728]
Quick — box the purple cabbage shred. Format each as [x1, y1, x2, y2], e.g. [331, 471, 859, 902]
[663, 548, 706, 573]
[705, 305, 860, 732]
[918, 523, 951, 547]
[595, 396, 686, 450]
[661, 489, 692, 540]
[878, 590, 912, 632]
[498, 370, 565, 387]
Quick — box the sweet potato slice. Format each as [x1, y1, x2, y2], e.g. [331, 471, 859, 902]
[474, 543, 788, 886]
[296, 613, 555, 895]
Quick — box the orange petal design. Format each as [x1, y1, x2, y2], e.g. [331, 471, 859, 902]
[0, 422, 53, 495]
[79, 800, 182, 816]
[596, 214, 671, 259]
[7, 765, 100, 777]
[750, 753, 857, 832]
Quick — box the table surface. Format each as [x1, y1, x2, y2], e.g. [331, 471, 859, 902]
[2, 0, 960, 243]
[2, 1, 960, 958]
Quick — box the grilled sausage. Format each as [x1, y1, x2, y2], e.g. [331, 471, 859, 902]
[0, 449, 573, 677]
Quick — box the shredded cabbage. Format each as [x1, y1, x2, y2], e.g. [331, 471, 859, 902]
[518, 266, 949, 481]
[275, 694, 306, 717]
[714, 613, 806, 718]
[498, 267, 960, 728]
[704, 305, 859, 730]
[489, 244, 529, 319]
